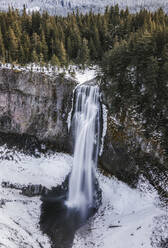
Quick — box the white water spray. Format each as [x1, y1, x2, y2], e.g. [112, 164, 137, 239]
[66, 85, 100, 215]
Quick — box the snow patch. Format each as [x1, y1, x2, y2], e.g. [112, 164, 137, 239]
[75, 67, 97, 84]
[99, 104, 108, 156]
[72, 173, 166, 248]
[0, 147, 73, 248]
[0, 147, 72, 189]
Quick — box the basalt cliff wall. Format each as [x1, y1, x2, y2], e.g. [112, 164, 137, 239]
[0, 68, 76, 152]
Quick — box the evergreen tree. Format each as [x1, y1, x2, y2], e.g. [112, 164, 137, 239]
[41, 31, 48, 61]
[39, 52, 44, 67]
[0, 4, 167, 68]
[31, 49, 38, 63]
[89, 37, 97, 60]
[77, 38, 90, 65]
[67, 36, 73, 60]
[51, 54, 60, 67]
[59, 41, 67, 65]
[18, 45, 25, 64]
[0, 28, 5, 61]
[8, 27, 18, 61]
[21, 32, 31, 63]
[92, 25, 102, 59]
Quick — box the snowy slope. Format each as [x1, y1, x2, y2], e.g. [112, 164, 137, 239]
[0, 145, 167, 247]
[0, 146, 73, 248]
[73, 173, 168, 248]
[0, 0, 167, 15]
[0, 145, 72, 189]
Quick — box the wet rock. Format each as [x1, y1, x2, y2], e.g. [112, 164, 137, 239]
[0, 199, 5, 208]
[1, 181, 23, 190]
[22, 184, 49, 197]
[1, 181, 49, 197]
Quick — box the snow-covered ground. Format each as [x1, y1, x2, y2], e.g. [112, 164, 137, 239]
[0, 62, 76, 80]
[0, 145, 72, 189]
[75, 67, 97, 84]
[0, 62, 97, 85]
[73, 174, 167, 248]
[0, 145, 167, 248]
[0, 146, 72, 248]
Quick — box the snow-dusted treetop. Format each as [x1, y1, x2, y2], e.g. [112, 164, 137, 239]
[0, 0, 167, 15]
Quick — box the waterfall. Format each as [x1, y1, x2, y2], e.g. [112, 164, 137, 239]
[66, 84, 100, 216]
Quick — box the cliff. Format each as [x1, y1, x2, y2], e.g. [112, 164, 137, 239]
[0, 68, 76, 152]
[99, 79, 168, 203]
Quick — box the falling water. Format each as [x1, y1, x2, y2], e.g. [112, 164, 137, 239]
[66, 85, 100, 216]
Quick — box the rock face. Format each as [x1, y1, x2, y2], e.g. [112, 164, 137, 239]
[99, 83, 168, 202]
[0, 68, 76, 152]
[100, 115, 138, 186]
[1, 181, 49, 197]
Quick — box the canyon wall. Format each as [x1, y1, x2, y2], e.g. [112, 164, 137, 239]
[0, 68, 76, 152]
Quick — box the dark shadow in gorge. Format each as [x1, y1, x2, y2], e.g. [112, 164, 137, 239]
[40, 176, 102, 248]
[0, 132, 72, 157]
